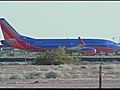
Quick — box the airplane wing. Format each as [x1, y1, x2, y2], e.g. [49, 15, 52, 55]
[66, 37, 85, 51]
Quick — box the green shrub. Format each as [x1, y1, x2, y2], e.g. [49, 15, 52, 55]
[24, 71, 46, 79]
[103, 65, 117, 69]
[45, 70, 64, 78]
[9, 74, 25, 79]
[8, 53, 14, 57]
[56, 64, 72, 70]
[0, 74, 6, 80]
[33, 47, 79, 65]
[80, 65, 88, 69]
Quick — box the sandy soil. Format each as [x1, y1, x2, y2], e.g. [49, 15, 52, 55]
[0, 61, 120, 88]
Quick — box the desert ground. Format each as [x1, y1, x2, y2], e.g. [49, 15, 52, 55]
[0, 61, 120, 88]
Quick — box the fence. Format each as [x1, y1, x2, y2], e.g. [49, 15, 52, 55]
[0, 62, 119, 88]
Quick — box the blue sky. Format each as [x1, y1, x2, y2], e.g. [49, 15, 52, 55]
[0, 1, 120, 42]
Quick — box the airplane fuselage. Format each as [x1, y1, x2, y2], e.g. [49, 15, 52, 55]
[2, 35, 120, 54]
[21, 36, 120, 49]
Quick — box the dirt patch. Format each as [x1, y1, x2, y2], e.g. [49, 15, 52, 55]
[0, 62, 119, 88]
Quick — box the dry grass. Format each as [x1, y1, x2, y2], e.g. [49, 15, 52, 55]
[0, 61, 120, 88]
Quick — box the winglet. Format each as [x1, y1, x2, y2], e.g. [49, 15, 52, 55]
[78, 37, 85, 46]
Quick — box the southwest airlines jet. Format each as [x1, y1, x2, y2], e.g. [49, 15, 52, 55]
[0, 18, 120, 55]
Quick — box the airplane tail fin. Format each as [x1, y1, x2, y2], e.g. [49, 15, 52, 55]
[0, 18, 43, 50]
[78, 37, 85, 46]
[0, 18, 20, 40]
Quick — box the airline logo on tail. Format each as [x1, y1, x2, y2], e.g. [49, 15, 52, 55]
[0, 18, 24, 49]
[0, 18, 48, 50]
[0, 18, 20, 40]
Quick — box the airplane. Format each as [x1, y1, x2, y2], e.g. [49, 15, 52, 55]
[0, 18, 120, 55]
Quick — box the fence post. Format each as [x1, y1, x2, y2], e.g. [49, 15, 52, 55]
[99, 65, 102, 89]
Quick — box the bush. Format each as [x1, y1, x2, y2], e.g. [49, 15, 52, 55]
[33, 47, 79, 65]
[45, 70, 64, 78]
[0, 74, 6, 80]
[9, 74, 25, 79]
[24, 71, 45, 79]
[8, 53, 14, 57]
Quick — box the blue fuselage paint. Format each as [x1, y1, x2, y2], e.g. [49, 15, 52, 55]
[1, 35, 120, 53]
[19, 36, 120, 50]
